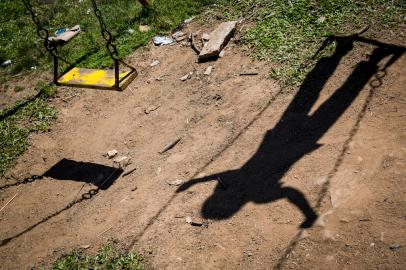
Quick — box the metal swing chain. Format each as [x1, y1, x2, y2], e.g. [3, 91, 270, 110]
[22, 0, 57, 57]
[89, 0, 119, 61]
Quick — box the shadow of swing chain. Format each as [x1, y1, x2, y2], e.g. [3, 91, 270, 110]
[0, 175, 44, 191]
[0, 169, 121, 247]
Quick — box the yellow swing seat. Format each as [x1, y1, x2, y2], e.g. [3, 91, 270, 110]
[57, 67, 136, 90]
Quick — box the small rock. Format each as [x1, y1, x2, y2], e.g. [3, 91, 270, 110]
[317, 16, 326, 23]
[389, 243, 401, 250]
[175, 35, 188, 42]
[180, 73, 192, 81]
[80, 245, 91, 249]
[202, 33, 210, 41]
[245, 250, 253, 257]
[185, 216, 204, 226]
[172, 31, 186, 39]
[219, 50, 225, 58]
[131, 186, 138, 191]
[127, 28, 135, 34]
[166, 179, 184, 186]
[113, 156, 131, 168]
[204, 66, 213, 76]
[150, 60, 160, 67]
[370, 242, 375, 247]
[106, 150, 118, 159]
[139, 25, 151, 32]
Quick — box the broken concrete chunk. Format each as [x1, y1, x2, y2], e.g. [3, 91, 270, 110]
[199, 21, 237, 61]
[150, 60, 160, 67]
[106, 150, 118, 159]
[204, 66, 213, 76]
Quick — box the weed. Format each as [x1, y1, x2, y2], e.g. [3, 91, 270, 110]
[0, 97, 56, 176]
[220, 0, 405, 89]
[14, 85, 24, 93]
[50, 240, 144, 270]
[0, 0, 214, 77]
[35, 80, 57, 98]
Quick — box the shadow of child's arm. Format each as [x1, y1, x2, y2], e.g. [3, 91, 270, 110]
[176, 171, 233, 192]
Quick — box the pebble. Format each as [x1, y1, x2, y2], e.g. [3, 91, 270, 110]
[150, 60, 160, 67]
[166, 179, 184, 186]
[180, 72, 192, 81]
[113, 156, 131, 168]
[219, 50, 225, 58]
[389, 243, 400, 250]
[172, 31, 186, 39]
[139, 25, 151, 33]
[185, 216, 204, 226]
[204, 66, 213, 76]
[106, 150, 118, 159]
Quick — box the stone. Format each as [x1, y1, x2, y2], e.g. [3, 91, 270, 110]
[317, 16, 326, 23]
[166, 179, 184, 186]
[204, 66, 213, 76]
[180, 73, 192, 81]
[150, 60, 160, 67]
[113, 156, 131, 168]
[139, 25, 151, 32]
[389, 243, 400, 250]
[106, 150, 118, 159]
[185, 216, 205, 226]
[199, 21, 237, 61]
[219, 50, 225, 58]
[172, 31, 186, 39]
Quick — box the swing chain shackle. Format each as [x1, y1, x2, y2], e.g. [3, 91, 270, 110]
[89, 0, 119, 61]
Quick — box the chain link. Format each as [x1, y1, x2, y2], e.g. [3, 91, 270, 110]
[90, 0, 119, 60]
[22, 0, 57, 57]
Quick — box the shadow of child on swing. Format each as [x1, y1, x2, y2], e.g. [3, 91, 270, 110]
[176, 32, 404, 228]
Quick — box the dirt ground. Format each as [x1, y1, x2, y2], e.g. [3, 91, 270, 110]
[0, 22, 405, 269]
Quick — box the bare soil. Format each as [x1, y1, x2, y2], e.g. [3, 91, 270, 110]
[0, 22, 405, 269]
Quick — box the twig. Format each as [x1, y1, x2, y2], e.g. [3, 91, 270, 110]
[0, 193, 19, 214]
[122, 166, 137, 177]
[98, 226, 113, 237]
[159, 137, 182, 154]
[240, 72, 259, 76]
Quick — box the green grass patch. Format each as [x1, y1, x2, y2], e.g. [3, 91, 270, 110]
[0, 92, 56, 176]
[50, 240, 143, 270]
[0, 0, 214, 77]
[220, 0, 405, 89]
